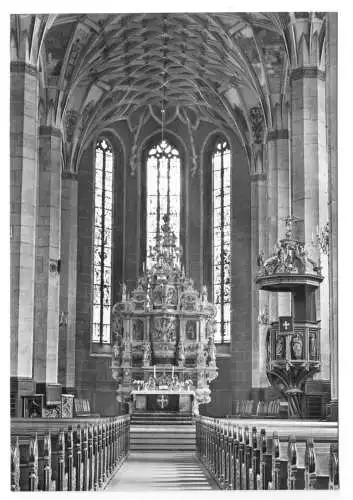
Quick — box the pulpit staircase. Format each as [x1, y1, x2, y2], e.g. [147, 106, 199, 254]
[130, 412, 196, 452]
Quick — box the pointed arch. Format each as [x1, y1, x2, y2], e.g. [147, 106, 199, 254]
[212, 137, 231, 343]
[146, 139, 181, 268]
[92, 138, 114, 344]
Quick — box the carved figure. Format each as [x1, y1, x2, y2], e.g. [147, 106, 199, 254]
[153, 317, 176, 342]
[207, 336, 217, 366]
[177, 341, 185, 366]
[201, 285, 208, 302]
[276, 335, 285, 360]
[197, 344, 206, 366]
[166, 286, 177, 305]
[291, 334, 303, 360]
[143, 343, 151, 365]
[121, 282, 128, 301]
[186, 320, 196, 341]
[206, 318, 216, 339]
[192, 399, 199, 416]
[152, 285, 163, 305]
[146, 293, 151, 310]
[133, 319, 144, 341]
[309, 332, 317, 360]
[112, 343, 120, 360]
[180, 284, 199, 311]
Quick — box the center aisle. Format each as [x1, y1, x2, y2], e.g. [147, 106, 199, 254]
[105, 451, 219, 491]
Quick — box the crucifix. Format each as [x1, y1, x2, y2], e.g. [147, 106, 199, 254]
[157, 394, 169, 409]
[283, 321, 290, 331]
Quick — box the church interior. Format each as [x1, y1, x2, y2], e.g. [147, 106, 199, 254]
[10, 11, 339, 491]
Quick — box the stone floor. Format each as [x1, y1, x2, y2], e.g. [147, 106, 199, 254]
[105, 451, 219, 491]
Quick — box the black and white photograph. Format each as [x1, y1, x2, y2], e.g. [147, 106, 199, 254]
[8, 6, 344, 494]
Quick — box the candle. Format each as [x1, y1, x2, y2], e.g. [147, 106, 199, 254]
[172, 366, 174, 377]
[154, 365, 156, 378]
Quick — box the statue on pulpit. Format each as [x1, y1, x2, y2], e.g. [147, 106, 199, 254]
[276, 335, 285, 360]
[309, 332, 317, 360]
[291, 334, 303, 360]
[201, 285, 208, 303]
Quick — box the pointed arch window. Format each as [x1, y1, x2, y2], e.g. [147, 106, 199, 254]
[92, 139, 113, 344]
[146, 139, 181, 267]
[212, 139, 231, 343]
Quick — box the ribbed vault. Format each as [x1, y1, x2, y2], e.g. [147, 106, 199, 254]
[10, 12, 326, 170]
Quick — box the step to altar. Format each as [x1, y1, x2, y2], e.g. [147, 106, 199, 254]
[131, 411, 193, 426]
[130, 411, 196, 452]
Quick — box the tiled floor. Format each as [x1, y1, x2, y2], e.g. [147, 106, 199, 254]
[105, 451, 219, 491]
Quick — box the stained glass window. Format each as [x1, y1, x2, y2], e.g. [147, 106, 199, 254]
[212, 140, 231, 343]
[146, 140, 181, 268]
[92, 139, 113, 344]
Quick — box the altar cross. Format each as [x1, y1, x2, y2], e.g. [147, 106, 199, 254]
[157, 394, 169, 409]
[283, 321, 290, 331]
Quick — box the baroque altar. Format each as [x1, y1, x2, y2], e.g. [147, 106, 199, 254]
[111, 215, 218, 415]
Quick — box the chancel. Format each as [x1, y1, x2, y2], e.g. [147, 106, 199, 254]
[10, 11, 338, 492]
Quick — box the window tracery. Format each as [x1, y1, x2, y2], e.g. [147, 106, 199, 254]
[92, 139, 113, 344]
[146, 139, 181, 268]
[212, 139, 231, 343]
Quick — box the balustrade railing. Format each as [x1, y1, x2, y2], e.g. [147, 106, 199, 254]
[10, 415, 130, 491]
[195, 416, 338, 491]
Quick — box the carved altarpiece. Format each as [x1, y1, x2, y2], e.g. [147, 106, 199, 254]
[111, 215, 218, 415]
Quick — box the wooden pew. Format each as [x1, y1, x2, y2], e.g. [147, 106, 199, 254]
[11, 437, 20, 491]
[195, 416, 338, 491]
[329, 443, 339, 489]
[10, 415, 130, 492]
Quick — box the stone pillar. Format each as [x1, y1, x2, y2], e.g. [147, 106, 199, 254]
[33, 126, 62, 390]
[291, 62, 329, 381]
[10, 62, 39, 414]
[58, 172, 78, 392]
[251, 169, 268, 388]
[326, 13, 338, 416]
[188, 159, 202, 288]
[125, 161, 139, 287]
[267, 126, 292, 319]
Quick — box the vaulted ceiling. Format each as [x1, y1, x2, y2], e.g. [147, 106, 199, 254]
[11, 12, 326, 170]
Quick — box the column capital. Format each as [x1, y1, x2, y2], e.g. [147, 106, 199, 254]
[251, 173, 267, 182]
[62, 171, 78, 181]
[10, 61, 37, 76]
[290, 67, 325, 82]
[267, 129, 289, 141]
[39, 125, 62, 138]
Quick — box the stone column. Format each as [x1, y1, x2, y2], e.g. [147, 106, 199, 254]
[33, 126, 62, 391]
[10, 62, 39, 414]
[188, 158, 202, 288]
[58, 172, 78, 392]
[251, 168, 269, 389]
[267, 125, 292, 319]
[291, 58, 329, 381]
[125, 159, 139, 286]
[326, 13, 338, 416]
